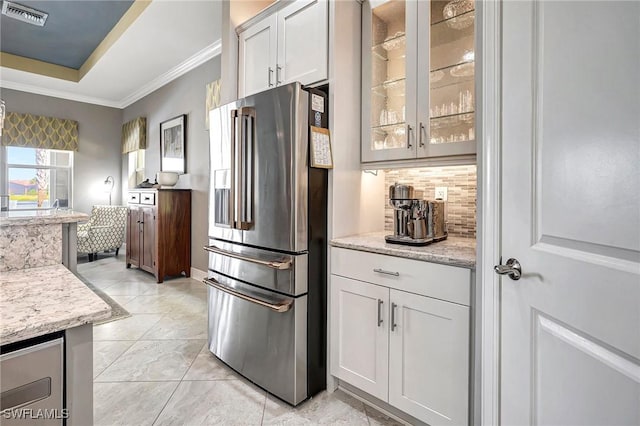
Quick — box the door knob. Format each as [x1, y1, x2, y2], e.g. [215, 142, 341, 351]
[494, 258, 522, 280]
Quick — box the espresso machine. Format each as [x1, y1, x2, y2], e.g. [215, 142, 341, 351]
[386, 183, 448, 246]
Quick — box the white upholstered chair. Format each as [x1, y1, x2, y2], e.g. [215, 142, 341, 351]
[77, 205, 128, 261]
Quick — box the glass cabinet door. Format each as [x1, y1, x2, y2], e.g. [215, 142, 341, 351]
[417, 0, 476, 158]
[362, 0, 417, 163]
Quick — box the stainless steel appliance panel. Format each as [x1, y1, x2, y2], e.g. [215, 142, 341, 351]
[239, 83, 309, 253]
[205, 273, 307, 405]
[209, 99, 244, 244]
[0, 338, 64, 425]
[206, 239, 308, 296]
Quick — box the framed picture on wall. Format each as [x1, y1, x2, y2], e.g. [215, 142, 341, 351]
[160, 114, 187, 174]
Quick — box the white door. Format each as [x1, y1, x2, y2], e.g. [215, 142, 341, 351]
[500, 1, 640, 424]
[330, 275, 389, 401]
[389, 289, 469, 426]
[238, 14, 277, 97]
[277, 0, 328, 86]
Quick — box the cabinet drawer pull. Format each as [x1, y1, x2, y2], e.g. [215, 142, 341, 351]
[391, 302, 398, 331]
[268, 67, 274, 87]
[406, 124, 412, 149]
[377, 299, 383, 327]
[373, 268, 399, 277]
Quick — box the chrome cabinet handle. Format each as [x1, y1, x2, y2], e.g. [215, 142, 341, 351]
[494, 258, 522, 280]
[391, 302, 397, 331]
[406, 124, 412, 149]
[203, 278, 292, 313]
[418, 122, 425, 147]
[377, 299, 383, 327]
[268, 67, 274, 87]
[204, 245, 292, 270]
[373, 268, 399, 277]
[276, 65, 282, 84]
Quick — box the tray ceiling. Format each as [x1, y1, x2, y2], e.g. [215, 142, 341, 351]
[0, 0, 221, 108]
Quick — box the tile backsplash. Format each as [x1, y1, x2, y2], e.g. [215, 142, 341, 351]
[384, 165, 477, 238]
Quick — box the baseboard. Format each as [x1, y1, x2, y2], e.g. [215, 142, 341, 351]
[190, 267, 207, 282]
[338, 381, 424, 426]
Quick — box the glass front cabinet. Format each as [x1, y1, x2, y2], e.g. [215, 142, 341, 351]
[361, 0, 476, 163]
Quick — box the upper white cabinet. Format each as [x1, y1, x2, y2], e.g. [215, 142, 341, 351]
[238, 0, 329, 98]
[238, 14, 278, 98]
[361, 0, 476, 164]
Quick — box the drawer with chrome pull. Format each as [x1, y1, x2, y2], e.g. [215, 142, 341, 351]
[331, 247, 471, 306]
[128, 192, 140, 204]
[140, 192, 155, 205]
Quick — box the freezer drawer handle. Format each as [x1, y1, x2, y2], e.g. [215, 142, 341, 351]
[204, 245, 292, 270]
[0, 377, 51, 411]
[203, 278, 292, 313]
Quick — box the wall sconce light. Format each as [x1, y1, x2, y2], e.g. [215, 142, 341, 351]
[104, 176, 114, 205]
[0, 99, 6, 137]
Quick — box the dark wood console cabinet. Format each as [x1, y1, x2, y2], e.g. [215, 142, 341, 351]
[126, 189, 191, 283]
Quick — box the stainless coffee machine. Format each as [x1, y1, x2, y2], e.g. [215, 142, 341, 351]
[386, 183, 448, 246]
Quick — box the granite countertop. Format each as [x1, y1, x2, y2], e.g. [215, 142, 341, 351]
[0, 264, 111, 345]
[0, 209, 89, 227]
[331, 232, 476, 269]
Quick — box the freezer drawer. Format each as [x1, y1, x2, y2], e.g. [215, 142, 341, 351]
[0, 338, 64, 425]
[205, 239, 308, 296]
[204, 272, 308, 405]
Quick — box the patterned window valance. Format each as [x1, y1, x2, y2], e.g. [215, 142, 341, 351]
[1, 112, 79, 151]
[122, 117, 146, 154]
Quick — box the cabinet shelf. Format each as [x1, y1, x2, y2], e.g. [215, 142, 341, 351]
[372, 33, 406, 51]
[431, 9, 475, 28]
[430, 61, 474, 90]
[431, 111, 474, 120]
[372, 77, 406, 96]
[372, 122, 407, 132]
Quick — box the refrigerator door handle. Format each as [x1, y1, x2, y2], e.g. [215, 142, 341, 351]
[204, 244, 292, 270]
[230, 109, 239, 230]
[203, 278, 293, 313]
[238, 107, 255, 230]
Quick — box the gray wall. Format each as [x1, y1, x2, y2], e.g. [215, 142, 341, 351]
[0, 88, 123, 214]
[122, 56, 221, 272]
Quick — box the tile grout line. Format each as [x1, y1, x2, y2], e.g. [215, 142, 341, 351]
[150, 340, 207, 425]
[150, 381, 182, 426]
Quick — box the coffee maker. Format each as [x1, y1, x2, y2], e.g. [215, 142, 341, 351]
[386, 183, 448, 246]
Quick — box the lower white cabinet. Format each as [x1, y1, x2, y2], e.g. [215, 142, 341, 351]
[331, 276, 389, 401]
[330, 248, 471, 425]
[388, 289, 469, 426]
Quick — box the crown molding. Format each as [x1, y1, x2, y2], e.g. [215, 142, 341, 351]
[0, 39, 222, 109]
[118, 39, 221, 108]
[0, 80, 122, 108]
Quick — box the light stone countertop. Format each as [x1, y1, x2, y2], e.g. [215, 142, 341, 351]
[331, 232, 476, 269]
[0, 209, 89, 227]
[0, 264, 111, 345]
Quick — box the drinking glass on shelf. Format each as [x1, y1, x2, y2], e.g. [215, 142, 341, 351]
[379, 109, 388, 126]
[388, 110, 398, 124]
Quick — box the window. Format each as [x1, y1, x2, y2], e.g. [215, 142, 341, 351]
[128, 149, 145, 188]
[3, 146, 73, 210]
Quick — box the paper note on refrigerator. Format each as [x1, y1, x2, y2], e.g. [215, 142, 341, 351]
[310, 126, 333, 169]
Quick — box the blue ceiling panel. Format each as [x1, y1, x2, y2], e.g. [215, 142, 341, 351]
[0, 0, 135, 69]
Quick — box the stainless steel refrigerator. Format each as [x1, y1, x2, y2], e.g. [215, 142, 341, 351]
[206, 82, 327, 406]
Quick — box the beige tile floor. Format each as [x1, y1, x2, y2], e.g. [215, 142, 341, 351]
[79, 255, 403, 426]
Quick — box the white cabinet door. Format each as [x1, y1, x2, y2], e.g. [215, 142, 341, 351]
[330, 275, 389, 401]
[277, 0, 328, 87]
[389, 289, 469, 426]
[238, 14, 277, 97]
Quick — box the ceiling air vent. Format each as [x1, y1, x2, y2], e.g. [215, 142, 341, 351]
[1, 1, 48, 27]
